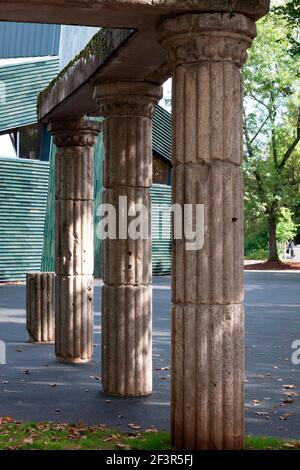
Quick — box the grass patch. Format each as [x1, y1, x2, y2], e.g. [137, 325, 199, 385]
[1, 418, 300, 450]
[0, 418, 170, 450]
[245, 435, 300, 450]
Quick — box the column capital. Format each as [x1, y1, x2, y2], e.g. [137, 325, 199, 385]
[47, 119, 101, 147]
[158, 13, 257, 67]
[94, 81, 163, 118]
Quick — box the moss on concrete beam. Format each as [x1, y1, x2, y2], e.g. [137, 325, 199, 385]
[37, 27, 133, 112]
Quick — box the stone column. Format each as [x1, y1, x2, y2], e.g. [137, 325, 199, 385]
[94, 82, 163, 395]
[48, 119, 100, 363]
[26, 272, 55, 343]
[159, 14, 257, 449]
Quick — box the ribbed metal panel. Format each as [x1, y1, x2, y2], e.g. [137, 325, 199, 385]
[41, 108, 172, 277]
[153, 105, 172, 163]
[150, 184, 172, 275]
[40, 143, 55, 273]
[41, 151, 172, 277]
[94, 131, 105, 278]
[41, 121, 105, 278]
[0, 157, 50, 281]
[0, 22, 60, 58]
[0, 58, 59, 132]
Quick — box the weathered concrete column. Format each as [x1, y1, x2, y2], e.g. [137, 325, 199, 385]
[159, 14, 257, 449]
[26, 272, 55, 343]
[94, 82, 163, 395]
[48, 119, 100, 363]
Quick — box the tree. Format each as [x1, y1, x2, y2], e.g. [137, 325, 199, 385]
[276, 207, 298, 245]
[243, 13, 300, 261]
[274, 0, 300, 56]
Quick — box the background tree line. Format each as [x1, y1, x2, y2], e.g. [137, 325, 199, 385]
[243, 0, 300, 261]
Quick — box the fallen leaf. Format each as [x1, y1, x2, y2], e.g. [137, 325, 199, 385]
[279, 414, 291, 420]
[128, 423, 142, 430]
[23, 438, 33, 445]
[0, 417, 15, 424]
[284, 391, 298, 397]
[251, 400, 260, 406]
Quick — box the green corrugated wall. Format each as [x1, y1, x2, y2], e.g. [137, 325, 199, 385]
[0, 58, 59, 132]
[41, 135, 172, 277]
[151, 184, 172, 275]
[41, 130, 106, 277]
[0, 157, 50, 281]
[40, 143, 55, 273]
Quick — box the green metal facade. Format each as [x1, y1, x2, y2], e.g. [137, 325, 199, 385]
[41, 128, 106, 277]
[153, 105, 172, 163]
[41, 133, 172, 278]
[0, 58, 59, 132]
[151, 184, 172, 275]
[0, 157, 49, 281]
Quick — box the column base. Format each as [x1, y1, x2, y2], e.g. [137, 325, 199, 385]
[28, 339, 54, 345]
[56, 356, 91, 364]
[102, 389, 152, 398]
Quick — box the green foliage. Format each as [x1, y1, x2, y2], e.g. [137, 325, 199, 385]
[274, 0, 300, 56]
[276, 207, 299, 243]
[243, 12, 300, 260]
[244, 248, 268, 261]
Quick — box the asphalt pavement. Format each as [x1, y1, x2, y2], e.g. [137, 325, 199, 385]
[0, 273, 300, 439]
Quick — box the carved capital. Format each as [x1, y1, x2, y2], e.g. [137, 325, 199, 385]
[94, 82, 163, 118]
[48, 119, 101, 147]
[159, 13, 257, 67]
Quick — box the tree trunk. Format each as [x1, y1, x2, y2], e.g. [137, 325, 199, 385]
[268, 213, 279, 262]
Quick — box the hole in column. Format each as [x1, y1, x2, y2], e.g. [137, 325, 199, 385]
[232, 217, 238, 222]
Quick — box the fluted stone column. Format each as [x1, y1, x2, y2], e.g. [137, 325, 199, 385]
[159, 14, 257, 449]
[48, 119, 100, 363]
[26, 272, 55, 343]
[94, 82, 163, 395]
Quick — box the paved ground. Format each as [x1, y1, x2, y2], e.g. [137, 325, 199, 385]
[0, 273, 300, 439]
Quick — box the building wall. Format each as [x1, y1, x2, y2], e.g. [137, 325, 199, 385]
[41, 128, 172, 278]
[0, 57, 59, 133]
[0, 157, 50, 281]
[0, 22, 60, 59]
[0, 22, 172, 280]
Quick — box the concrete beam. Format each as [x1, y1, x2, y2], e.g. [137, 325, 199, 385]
[37, 28, 135, 121]
[37, 1, 270, 121]
[0, 1, 271, 28]
[37, 27, 170, 122]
